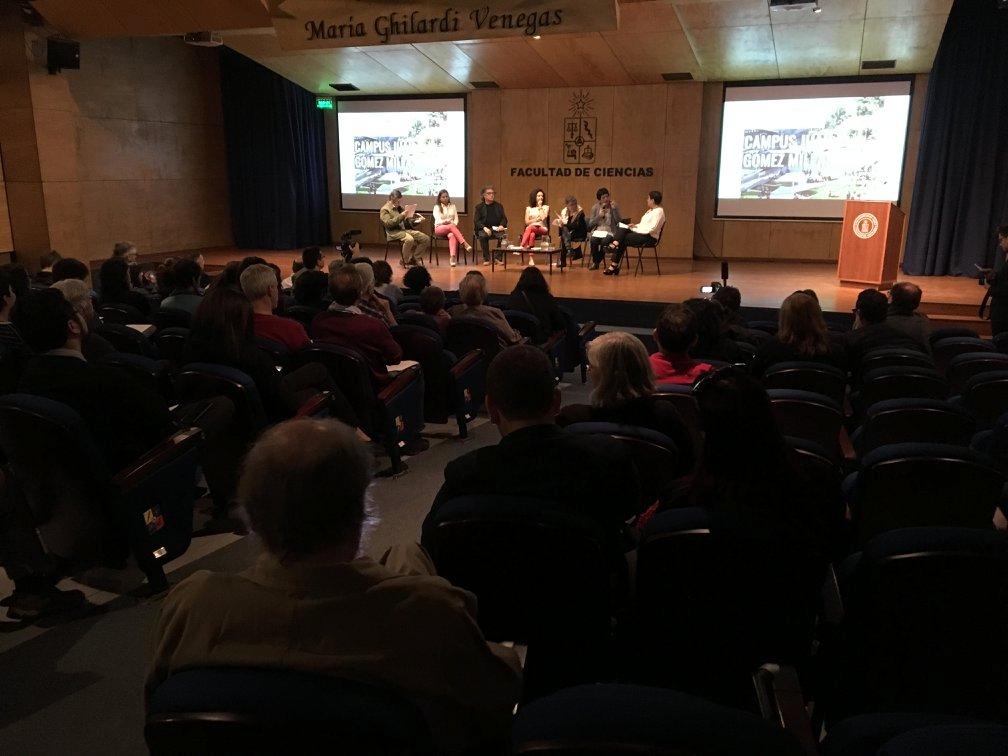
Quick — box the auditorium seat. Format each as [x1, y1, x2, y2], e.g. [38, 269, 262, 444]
[957, 370, 1008, 429]
[763, 361, 847, 404]
[511, 683, 804, 756]
[853, 366, 948, 418]
[629, 507, 825, 710]
[254, 336, 292, 374]
[929, 327, 980, 345]
[823, 713, 1008, 756]
[767, 388, 844, 459]
[145, 668, 434, 756]
[785, 436, 847, 557]
[151, 327, 189, 370]
[654, 383, 704, 454]
[294, 344, 424, 475]
[97, 302, 146, 325]
[946, 351, 1008, 392]
[852, 398, 976, 456]
[151, 306, 193, 332]
[566, 422, 681, 509]
[825, 527, 1008, 724]
[856, 347, 935, 384]
[424, 495, 613, 699]
[931, 336, 995, 375]
[176, 363, 269, 434]
[397, 310, 441, 334]
[0, 394, 203, 593]
[100, 352, 175, 401]
[97, 322, 159, 359]
[844, 443, 1003, 545]
[283, 305, 321, 331]
[446, 318, 505, 364]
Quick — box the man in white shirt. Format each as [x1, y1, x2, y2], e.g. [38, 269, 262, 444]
[604, 191, 665, 276]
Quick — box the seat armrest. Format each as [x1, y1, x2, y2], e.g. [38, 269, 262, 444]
[820, 563, 843, 625]
[578, 321, 597, 340]
[450, 349, 483, 376]
[295, 391, 331, 418]
[753, 664, 817, 755]
[112, 427, 203, 491]
[377, 365, 422, 402]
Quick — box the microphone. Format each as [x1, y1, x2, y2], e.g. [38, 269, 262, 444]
[720, 260, 729, 286]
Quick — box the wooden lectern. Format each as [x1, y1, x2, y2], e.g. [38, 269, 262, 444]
[837, 201, 905, 288]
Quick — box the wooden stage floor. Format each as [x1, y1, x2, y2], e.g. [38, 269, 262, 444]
[201, 246, 987, 330]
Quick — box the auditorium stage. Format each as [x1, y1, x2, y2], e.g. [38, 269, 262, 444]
[199, 247, 988, 333]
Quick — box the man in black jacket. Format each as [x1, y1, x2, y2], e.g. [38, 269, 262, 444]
[473, 185, 508, 264]
[845, 288, 924, 371]
[422, 345, 640, 558]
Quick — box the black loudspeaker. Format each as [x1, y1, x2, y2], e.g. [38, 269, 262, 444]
[47, 38, 79, 74]
[721, 260, 729, 285]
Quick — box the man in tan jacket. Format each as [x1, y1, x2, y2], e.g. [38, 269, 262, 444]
[147, 418, 521, 753]
[380, 188, 430, 267]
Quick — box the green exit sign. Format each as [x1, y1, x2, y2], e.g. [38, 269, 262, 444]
[315, 96, 334, 110]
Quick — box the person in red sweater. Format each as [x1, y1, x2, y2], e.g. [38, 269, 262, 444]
[311, 265, 403, 383]
[240, 264, 310, 353]
[649, 304, 713, 385]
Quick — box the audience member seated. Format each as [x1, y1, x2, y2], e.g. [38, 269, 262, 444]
[420, 286, 451, 333]
[507, 266, 564, 343]
[650, 304, 713, 385]
[2, 263, 31, 302]
[147, 418, 521, 752]
[293, 269, 329, 309]
[845, 288, 925, 370]
[240, 264, 310, 353]
[355, 262, 396, 327]
[158, 258, 204, 315]
[0, 268, 29, 393]
[34, 250, 61, 286]
[683, 298, 749, 363]
[373, 260, 402, 306]
[153, 258, 177, 299]
[187, 285, 358, 427]
[51, 279, 116, 362]
[422, 345, 640, 558]
[280, 260, 302, 291]
[448, 271, 522, 347]
[296, 247, 325, 281]
[311, 266, 404, 384]
[750, 291, 847, 378]
[51, 257, 91, 285]
[113, 241, 156, 292]
[557, 331, 695, 471]
[640, 367, 827, 557]
[711, 285, 748, 336]
[886, 281, 932, 352]
[403, 265, 433, 297]
[99, 257, 152, 318]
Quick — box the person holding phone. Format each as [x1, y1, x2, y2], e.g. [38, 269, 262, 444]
[380, 189, 429, 268]
[519, 189, 550, 250]
[432, 189, 473, 267]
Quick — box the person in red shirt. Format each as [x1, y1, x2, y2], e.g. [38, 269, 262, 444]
[311, 265, 403, 383]
[649, 304, 713, 385]
[240, 264, 310, 352]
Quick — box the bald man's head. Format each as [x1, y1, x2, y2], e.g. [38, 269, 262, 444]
[237, 418, 372, 558]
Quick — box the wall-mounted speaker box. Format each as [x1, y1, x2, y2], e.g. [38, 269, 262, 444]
[47, 38, 79, 74]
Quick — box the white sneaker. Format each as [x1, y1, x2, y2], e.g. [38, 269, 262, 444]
[450, 257, 457, 267]
[528, 256, 536, 266]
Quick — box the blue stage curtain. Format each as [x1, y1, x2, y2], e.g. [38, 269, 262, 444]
[903, 0, 1008, 276]
[219, 48, 332, 249]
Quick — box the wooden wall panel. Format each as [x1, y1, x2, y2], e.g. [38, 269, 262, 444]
[692, 75, 927, 263]
[26, 33, 232, 261]
[0, 162, 12, 253]
[327, 82, 702, 260]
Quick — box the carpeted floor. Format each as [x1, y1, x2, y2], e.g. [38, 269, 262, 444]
[0, 379, 593, 755]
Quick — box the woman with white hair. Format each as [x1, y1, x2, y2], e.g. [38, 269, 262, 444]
[557, 330, 694, 470]
[447, 270, 521, 346]
[354, 262, 396, 327]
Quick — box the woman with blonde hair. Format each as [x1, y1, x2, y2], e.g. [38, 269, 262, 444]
[750, 291, 846, 378]
[557, 330, 694, 470]
[432, 189, 473, 267]
[448, 270, 521, 346]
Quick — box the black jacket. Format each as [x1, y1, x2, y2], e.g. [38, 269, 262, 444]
[18, 354, 170, 470]
[474, 201, 507, 233]
[506, 289, 565, 343]
[844, 321, 925, 369]
[751, 339, 848, 379]
[423, 423, 640, 556]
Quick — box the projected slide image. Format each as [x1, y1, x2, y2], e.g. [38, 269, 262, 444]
[337, 98, 466, 211]
[717, 82, 911, 219]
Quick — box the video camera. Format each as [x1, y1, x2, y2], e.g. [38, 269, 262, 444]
[339, 229, 362, 262]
